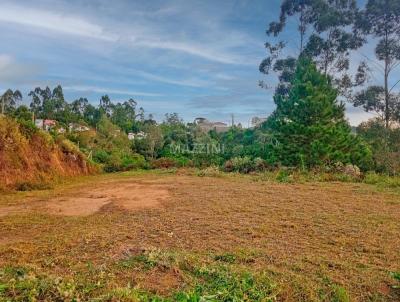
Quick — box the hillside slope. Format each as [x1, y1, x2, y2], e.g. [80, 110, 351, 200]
[0, 116, 96, 190]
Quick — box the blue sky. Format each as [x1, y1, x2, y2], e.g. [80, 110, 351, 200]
[0, 0, 387, 126]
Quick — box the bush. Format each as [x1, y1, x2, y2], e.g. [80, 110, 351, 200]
[197, 165, 221, 177]
[120, 153, 147, 170]
[18, 119, 38, 138]
[390, 271, 400, 289]
[151, 157, 181, 169]
[224, 156, 255, 174]
[93, 149, 110, 164]
[357, 119, 400, 174]
[93, 149, 146, 172]
[275, 169, 293, 183]
[224, 159, 234, 172]
[103, 152, 123, 172]
[254, 157, 268, 172]
[58, 138, 80, 154]
[364, 172, 400, 188]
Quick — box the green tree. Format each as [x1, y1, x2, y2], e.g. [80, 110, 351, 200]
[28, 85, 69, 121]
[134, 123, 164, 159]
[71, 97, 89, 117]
[12, 105, 32, 122]
[1, 89, 22, 115]
[111, 98, 138, 132]
[357, 118, 400, 174]
[29, 86, 51, 117]
[265, 58, 372, 170]
[83, 104, 102, 127]
[261, 0, 365, 97]
[267, 0, 315, 52]
[99, 95, 113, 117]
[353, 0, 400, 128]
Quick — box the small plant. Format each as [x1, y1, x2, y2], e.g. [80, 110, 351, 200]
[151, 157, 180, 169]
[197, 165, 221, 177]
[191, 265, 277, 301]
[275, 169, 292, 183]
[225, 156, 255, 174]
[254, 157, 268, 172]
[214, 253, 236, 263]
[332, 285, 350, 302]
[390, 271, 400, 289]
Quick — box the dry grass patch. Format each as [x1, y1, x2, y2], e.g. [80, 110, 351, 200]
[0, 172, 399, 301]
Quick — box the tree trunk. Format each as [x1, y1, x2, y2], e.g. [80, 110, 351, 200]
[384, 60, 389, 128]
[384, 29, 390, 129]
[299, 6, 304, 53]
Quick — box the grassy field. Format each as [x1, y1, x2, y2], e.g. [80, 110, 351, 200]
[0, 170, 399, 301]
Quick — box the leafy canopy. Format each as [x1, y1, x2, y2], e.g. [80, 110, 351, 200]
[265, 58, 372, 170]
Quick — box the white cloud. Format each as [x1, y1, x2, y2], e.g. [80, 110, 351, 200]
[0, 4, 117, 41]
[133, 39, 253, 65]
[0, 3, 257, 65]
[132, 69, 211, 87]
[63, 85, 163, 97]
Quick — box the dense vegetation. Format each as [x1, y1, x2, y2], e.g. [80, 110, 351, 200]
[0, 60, 399, 178]
[1, 0, 400, 178]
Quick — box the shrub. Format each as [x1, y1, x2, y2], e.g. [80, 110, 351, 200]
[93, 149, 146, 172]
[390, 271, 400, 289]
[103, 152, 123, 172]
[275, 169, 293, 183]
[93, 149, 110, 164]
[197, 165, 221, 177]
[343, 164, 361, 178]
[331, 162, 362, 179]
[357, 119, 400, 174]
[254, 157, 268, 172]
[120, 153, 147, 170]
[18, 119, 38, 138]
[151, 157, 180, 169]
[224, 159, 234, 172]
[58, 138, 80, 154]
[364, 172, 400, 188]
[227, 156, 255, 174]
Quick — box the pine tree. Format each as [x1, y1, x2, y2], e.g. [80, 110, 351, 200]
[265, 58, 372, 170]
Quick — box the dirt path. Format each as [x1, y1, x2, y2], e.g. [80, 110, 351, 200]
[0, 180, 170, 217]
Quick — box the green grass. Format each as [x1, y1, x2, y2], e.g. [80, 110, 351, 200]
[0, 250, 279, 301]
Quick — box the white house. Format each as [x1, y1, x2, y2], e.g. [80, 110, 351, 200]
[128, 131, 147, 140]
[69, 123, 90, 132]
[194, 117, 230, 133]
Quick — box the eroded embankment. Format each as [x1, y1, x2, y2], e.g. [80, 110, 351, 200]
[0, 116, 96, 191]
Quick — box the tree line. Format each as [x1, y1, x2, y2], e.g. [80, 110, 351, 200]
[1, 0, 400, 175]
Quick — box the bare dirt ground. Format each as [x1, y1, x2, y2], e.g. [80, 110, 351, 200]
[0, 180, 169, 217]
[0, 172, 399, 301]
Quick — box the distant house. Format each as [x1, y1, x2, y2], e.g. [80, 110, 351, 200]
[57, 127, 66, 134]
[251, 116, 267, 128]
[194, 117, 230, 133]
[35, 119, 57, 131]
[128, 131, 147, 140]
[34, 119, 43, 129]
[69, 123, 90, 132]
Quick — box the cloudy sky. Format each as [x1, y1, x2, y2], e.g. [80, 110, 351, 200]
[0, 0, 385, 125]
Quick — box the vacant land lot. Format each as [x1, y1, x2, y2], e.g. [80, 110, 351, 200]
[0, 171, 399, 301]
